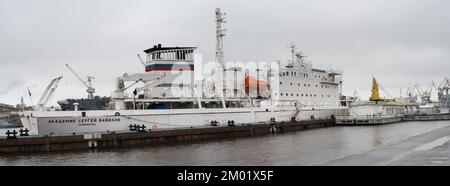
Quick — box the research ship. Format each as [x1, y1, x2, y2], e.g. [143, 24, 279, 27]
[5, 9, 347, 136]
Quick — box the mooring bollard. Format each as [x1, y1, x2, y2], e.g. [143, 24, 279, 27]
[210, 120, 218, 126]
[6, 130, 18, 139]
[129, 124, 138, 131]
[137, 125, 146, 133]
[227, 120, 235, 127]
[19, 128, 29, 136]
[270, 117, 277, 133]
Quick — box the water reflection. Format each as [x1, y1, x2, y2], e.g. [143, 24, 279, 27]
[1, 121, 449, 166]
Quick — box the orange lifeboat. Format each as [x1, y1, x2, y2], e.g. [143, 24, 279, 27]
[244, 76, 268, 93]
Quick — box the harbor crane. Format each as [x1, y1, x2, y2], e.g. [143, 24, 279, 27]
[437, 77, 450, 108]
[65, 64, 96, 100]
[413, 81, 437, 104]
[36, 76, 63, 111]
[437, 77, 450, 95]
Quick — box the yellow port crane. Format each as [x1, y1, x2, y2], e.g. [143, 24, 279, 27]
[370, 77, 381, 101]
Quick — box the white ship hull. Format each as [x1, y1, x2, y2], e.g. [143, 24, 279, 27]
[14, 107, 345, 136]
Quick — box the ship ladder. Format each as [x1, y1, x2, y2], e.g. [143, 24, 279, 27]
[291, 109, 301, 122]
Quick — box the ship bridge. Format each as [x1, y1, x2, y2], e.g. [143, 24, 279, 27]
[144, 44, 197, 72]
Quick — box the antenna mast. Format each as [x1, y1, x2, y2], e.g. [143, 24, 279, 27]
[288, 43, 296, 63]
[215, 8, 226, 68]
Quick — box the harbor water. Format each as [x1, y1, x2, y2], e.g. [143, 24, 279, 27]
[1, 121, 449, 166]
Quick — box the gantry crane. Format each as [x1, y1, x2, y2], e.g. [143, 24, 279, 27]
[65, 64, 95, 99]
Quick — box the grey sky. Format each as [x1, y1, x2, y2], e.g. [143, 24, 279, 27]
[1, 0, 449, 106]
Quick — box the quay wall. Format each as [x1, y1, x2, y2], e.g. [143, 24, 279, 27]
[0, 119, 334, 153]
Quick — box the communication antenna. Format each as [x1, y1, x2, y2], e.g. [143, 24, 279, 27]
[137, 54, 146, 67]
[288, 43, 296, 63]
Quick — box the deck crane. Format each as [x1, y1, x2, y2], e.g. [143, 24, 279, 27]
[36, 76, 63, 111]
[65, 64, 96, 100]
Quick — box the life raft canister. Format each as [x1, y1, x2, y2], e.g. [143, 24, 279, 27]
[152, 125, 158, 129]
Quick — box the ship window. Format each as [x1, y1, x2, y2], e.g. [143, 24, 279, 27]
[310, 94, 313, 97]
[291, 94, 294, 96]
[308, 84, 310, 87]
[281, 93, 283, 96]
[297, 94, 299, 96]
[290, 83, 293, 86]
[314, 95, 316, 97]
[304, 84, 307, 87]
[298, 83, 300, 86]
[294, 72, 297, 76]
[301, 94, 304, 96]
[280, 82, 282, 85]
[286, 72, 289, 76]
[316, 85, 318, 87]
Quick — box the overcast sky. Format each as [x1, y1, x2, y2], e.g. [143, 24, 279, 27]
[1, 0, 449, 106]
